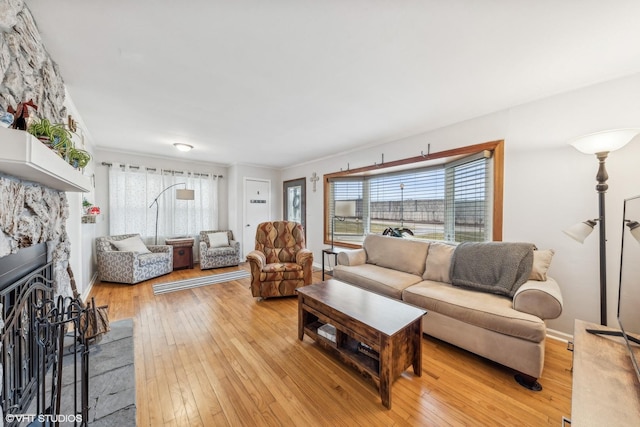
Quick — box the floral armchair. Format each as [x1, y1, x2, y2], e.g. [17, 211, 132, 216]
[246, 221, 313, 298]
[96, 234, 173, 284]
[199, 230, 240, 269]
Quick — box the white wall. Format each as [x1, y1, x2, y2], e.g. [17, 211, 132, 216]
[281, 72, 640, 335]
[64, 92, 97, 297]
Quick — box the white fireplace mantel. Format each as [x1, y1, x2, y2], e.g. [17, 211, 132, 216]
[0, 127, 91, 192]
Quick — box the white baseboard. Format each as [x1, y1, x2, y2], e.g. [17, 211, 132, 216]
[546, 327, 572, 343]
[81, 272, 99, 302]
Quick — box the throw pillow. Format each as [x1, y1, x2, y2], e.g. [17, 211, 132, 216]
[364, 234, 430, 276]
[423, 242, 456, 283]
[208, 232, 229, 248]
[112, 236, 151, 254]
[529, 249, 555, 281]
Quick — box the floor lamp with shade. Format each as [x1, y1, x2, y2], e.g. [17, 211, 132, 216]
[149, 183, 195, 245]
[563, 128, 640, 326]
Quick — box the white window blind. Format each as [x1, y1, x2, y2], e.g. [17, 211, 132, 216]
[328, 151, 493, 245]
[444, 153, 492, 242]
[369, 166, 445, 238]
[329, 178, 365, 243]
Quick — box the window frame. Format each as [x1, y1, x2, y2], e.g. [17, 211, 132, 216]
[323, 140, 504, 248]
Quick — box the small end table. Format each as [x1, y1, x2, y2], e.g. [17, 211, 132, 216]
[322, 248, 339, 280]
[165, 237, 194, 270]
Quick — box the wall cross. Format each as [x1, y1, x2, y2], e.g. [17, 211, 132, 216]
[310, 172, 320, 192]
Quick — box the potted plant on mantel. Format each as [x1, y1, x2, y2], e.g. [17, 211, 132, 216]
[28, 117, 59, 147]
[28, 117, 91, 170]
[67, 146, 91, 170]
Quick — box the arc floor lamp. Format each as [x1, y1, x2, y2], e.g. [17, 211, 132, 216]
[149, 183, 195, 244]
[563, 128, 640, 326]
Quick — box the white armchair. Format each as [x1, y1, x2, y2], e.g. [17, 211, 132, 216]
[199, 230, 240, 269]
[96, 234, 173, 284]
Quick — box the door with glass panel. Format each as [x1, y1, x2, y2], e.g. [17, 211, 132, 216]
[283, 178, 306, 235]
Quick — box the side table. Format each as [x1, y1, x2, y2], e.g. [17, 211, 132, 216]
[322, 248, 339, 280]
[568, 319, 640, 425]
[165, 237, 194, 270]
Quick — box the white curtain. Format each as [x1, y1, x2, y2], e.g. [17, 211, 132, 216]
[109, 164, 218, 244]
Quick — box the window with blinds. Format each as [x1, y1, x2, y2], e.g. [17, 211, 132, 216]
[328, 151, 493, 245]
[444, 152, 492, 242]
[329, 178, 366, 243]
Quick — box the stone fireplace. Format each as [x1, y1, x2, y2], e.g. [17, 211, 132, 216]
[0, 171, 83, 423]
[1, 0, 87, 296]
[0, 3, 94, 420]
[0, 174, 72, 299]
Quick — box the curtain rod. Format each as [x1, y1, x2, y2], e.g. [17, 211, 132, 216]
[101, 162, 223, 178]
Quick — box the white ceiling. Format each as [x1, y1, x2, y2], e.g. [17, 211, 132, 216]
[25, 1, 640, 169]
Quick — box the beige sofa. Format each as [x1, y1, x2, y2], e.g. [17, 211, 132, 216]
[334, 234, 563, 390]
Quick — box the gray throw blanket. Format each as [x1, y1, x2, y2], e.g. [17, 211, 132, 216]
[450, 242, 535, 297]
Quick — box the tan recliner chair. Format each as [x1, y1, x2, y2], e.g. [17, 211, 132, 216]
[246, 221, 313, 298]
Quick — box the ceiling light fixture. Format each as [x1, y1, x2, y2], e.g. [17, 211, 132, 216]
[173, 143, 193, 152]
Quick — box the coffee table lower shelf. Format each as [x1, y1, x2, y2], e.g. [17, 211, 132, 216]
[304, 320, 380, 385]
[297, 280, 426, 409]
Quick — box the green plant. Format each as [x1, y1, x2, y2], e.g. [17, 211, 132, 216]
[50, 125, 74, 158]
[82, 197, 93, 208]
[27, 117, 91, 169]
[28, 118, 74, 157]
[67, 147, 91, 169]
[28, 118, 55, 140]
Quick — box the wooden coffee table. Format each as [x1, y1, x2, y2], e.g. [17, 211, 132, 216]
[297, 279, 427, 409]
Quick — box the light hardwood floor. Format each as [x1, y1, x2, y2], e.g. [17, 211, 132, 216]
[89, 264, 572, 426]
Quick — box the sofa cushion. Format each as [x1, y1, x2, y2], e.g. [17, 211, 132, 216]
[423, 242, 456, 283]
[333, 264, 423, 299]
[363, 234, 430, 276]
[206, 246, 238, 256]
[529, 249, 554, 281]
[260, 263, 304, 281]
[208, 232, 230, 248]
[402, 280, 546, 343]
[137, 252, 170, 266]
[112, 236, 151, 254]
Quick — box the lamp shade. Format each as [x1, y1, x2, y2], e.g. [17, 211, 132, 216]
[176, 189, 195, 200]
[563, 220, 597, 243]
[627, 221, 640, 244]
[569, 129, 640, 154]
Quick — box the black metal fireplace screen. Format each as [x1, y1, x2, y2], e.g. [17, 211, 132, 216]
[1, 260, 90, 426]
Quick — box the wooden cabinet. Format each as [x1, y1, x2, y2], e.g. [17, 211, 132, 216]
[165, 238, 194, 270]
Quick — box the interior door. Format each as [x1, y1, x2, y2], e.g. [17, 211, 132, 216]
[243, 178, 271, 257]
[283, 178, 306, 234]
